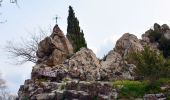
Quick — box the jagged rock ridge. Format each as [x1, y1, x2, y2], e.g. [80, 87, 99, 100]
[18, 23, 168, 100]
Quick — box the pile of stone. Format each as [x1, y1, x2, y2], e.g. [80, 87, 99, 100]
[18, 80, 117, 100]
[18, 23, 167, 100]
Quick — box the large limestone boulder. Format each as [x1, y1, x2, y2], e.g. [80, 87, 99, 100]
[114, 33, 143, 59]
[33, 48, 101, 81]
[62, 47, 101, 81]
[101, 50, 135, 80]
[101, 50, 122, 70]
[100, 33, 143, 80]
[36, 25, 73, 66]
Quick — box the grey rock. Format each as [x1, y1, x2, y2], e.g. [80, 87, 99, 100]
[114, 33, 143, 58]
[56, 90, 64, 100]
[36, 93, 49, 100]
[144, 93, 166, 100]
[154, 23, 161, 31]
[36, 25, 73, 66]
[161, 24, 169, 31]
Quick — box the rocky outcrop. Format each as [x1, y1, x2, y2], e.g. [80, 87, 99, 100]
[114, 33, 143, 59]
[100, 33, 143, 80]
[141, 23, 170, 51]
[101, 50, 135, 80]
[34, 46, 136, 83]
[19, 23, 170, 100]
[36, 25, 73, 66]
[18, 47, 119, 100]
[18, 25, 144, 99]
[32, 48, 101, 82]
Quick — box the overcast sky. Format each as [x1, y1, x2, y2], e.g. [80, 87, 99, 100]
[0, 0, 170, 94]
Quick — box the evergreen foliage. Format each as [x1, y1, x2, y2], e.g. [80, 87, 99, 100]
[149, 30, 162, 42]
[131, 46, 170, 84]
[159, 36, 170, 58]
[148, 29, 170, 58]
[67, 6, 87, 52]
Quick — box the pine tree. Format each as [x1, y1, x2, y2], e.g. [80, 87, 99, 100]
[66, 6, 87, 52]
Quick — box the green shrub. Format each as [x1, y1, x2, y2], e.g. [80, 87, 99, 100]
[149, 30, 162, 42]
[130, 46, 170, 85]
[157, 78, 170, 86]
[113, 80, 147, 98]
[159, 36, 170, 58]
[145, 83, 161, 94]
[148, 29, 170, 58]
[23, 96, 29, 100]
[38, 77, 48, 82]
[167, 96, 170, 100]
[59, 84, 65, 90]
[113, 80, 161, 99]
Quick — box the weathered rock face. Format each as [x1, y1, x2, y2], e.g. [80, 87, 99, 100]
[101, 50, 135, 80]
[143, 93, 166, 100]
[114, 33, 143, 58]
[99, 33, 142, 80]
[18, 27, 149, 99]
[141, 29, 152, 43]
[18, 47, 119, 100]
[18, 80, 117, 100]
[141, 29, 159, 52]
[36, 25, 73, 66]
[20, 23, 170, 99]
[33, 46, 136, 82]
[141, 23, 170, 52]
[33, 48, 101, 82]
[101, 50, 123, 71]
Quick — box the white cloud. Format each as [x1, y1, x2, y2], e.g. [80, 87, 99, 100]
[95, 33, 122, 58]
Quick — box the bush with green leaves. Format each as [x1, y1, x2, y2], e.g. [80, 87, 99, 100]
[131, 46, 170, 84]
[149, 29, 162, 42]
[148, 29, 170, 58]
[159, 36, 170, 58]
[113, 80, 161, 99]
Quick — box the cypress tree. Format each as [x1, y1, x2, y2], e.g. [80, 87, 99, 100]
[66, 6, 87, 52]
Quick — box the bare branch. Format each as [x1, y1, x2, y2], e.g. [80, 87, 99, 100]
[5, 28, 49, 64]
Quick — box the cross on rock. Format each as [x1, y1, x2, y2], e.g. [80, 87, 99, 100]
[55, 15, 60, 24]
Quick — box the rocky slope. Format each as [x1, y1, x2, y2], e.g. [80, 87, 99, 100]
[17, 23, 166, 100]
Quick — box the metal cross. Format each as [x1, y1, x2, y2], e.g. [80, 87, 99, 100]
[55, 15, 60, 24]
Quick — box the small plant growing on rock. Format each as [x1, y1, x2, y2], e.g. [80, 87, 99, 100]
[62, 77, 71, 82]
[60, 84, 65, 90]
